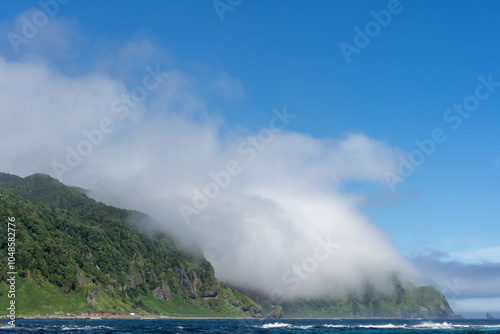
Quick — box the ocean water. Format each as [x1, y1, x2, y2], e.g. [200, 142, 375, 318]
[2, 318, 500, 333]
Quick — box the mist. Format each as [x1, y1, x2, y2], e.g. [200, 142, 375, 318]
[0, 52, 418, 299]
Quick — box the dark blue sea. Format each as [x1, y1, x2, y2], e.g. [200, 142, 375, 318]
[2, 318, 500, 333]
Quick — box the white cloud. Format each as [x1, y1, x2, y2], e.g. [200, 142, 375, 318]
[80, 122, 416, 298]
[0, 51, 417, 299]
[0, 56, 130, 177]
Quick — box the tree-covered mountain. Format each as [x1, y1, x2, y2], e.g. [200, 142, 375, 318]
[0, 173, 260, 317]
[0, 172, 459, 318]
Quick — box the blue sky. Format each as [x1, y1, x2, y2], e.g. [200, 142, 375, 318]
[1, 1, 500, 316]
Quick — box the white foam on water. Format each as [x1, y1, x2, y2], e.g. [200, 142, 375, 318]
[323, 324, 347, 328]
[61, 325, 116, 330]
[322, 322, 495, 330]
[358, 323, 407, 329]
[295, 325, 314, 329]
[260, 322, 292, 328]
[413, 321, 470, 330]
[258, 322, 316, 329]
[0, 325, 16, 330]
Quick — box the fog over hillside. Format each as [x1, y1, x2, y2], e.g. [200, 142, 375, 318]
[0, 54, 419, 299]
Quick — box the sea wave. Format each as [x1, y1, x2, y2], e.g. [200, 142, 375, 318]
[324, 322, 500, 331]
[259, 321, 481, 330]
[260, 322, 292, 328]
[358, 323, 405, 329]
[323, 324, 347, 328]
[413, 322, 470, 329]
[258, 322, 313, 329]
[61, 325, 116, 330]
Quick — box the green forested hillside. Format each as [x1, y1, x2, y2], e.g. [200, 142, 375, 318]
[0, 173, 260, 317]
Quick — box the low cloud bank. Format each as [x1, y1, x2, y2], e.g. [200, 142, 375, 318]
[0, 50, 417, 299]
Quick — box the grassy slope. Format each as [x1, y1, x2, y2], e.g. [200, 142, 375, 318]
[0, 277, 249, 317]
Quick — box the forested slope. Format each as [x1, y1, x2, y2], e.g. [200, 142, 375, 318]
[0, 173, 260, 317]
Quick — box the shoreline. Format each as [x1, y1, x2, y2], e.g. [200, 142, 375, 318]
[0, 315, 255, 320]
[1, 315, 465, 320]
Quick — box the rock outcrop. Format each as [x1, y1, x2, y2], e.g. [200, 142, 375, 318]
[200, 288, 219, 298]
[178, 267, 196, 296]
[267, 305, 283, 319]
[152, 282, 171, 301]
[87, 287, 98, 307]
[487, 312, 498, 319]
[242, 304, 263, 318]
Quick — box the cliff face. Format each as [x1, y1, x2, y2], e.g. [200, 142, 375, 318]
[397, 286, 461, 319]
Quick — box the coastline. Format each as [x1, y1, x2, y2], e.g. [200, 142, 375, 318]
[2, 315, 459, 320]
[0, 315, 255, 320]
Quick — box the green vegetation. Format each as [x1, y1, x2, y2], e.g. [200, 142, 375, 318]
[0, 173, 260, 317]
